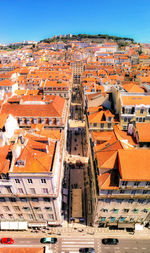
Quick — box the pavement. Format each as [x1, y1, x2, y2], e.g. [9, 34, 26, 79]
[0, 222, 150, 239]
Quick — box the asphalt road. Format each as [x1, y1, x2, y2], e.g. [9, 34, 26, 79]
[0, 237, 150, 253]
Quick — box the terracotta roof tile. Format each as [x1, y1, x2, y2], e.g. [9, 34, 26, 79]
[136, 123, 150, 142]
[118, 149, 150, 180]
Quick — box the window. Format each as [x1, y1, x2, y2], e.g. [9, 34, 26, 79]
[43, 198, 50, 202]
[18, 188, 24, 194]
[100, 217, 106, 222]
[0, 197, 6, 203]
[30, 188, 36, 194]
[110, 217, 116, 222]
[143, 209, 148, 213]
[23, 207, 30, 211]
[28, 179, 33, 184]
[108, 123, 111, 128]
[120, 190, 125, 194]
[108, 190, 112, 195]
[124, 117, 127, 122]
[131, 190, 136, 194]
[105, 199, 110, 203]
[134, 182, 140, 186]
[117, 199, 123, 204]
[124, 209, 129, 213]
[6, 186, 12, 193]
[28, 214, 33, 219]
[20, 198, 27, 202]
[122, 181, 127, 186]
[133, 208, 139, 213]
[45, 207, 52, 211]
[128, 199, 134, 204]
[138, 199, 145, 204]
[108, 117, 112, 122]
[34, 207, 41, 211]
[18, 214, 24, 219]
[48, 214, 54, 220]
[15, 179, 20, 183]
[139, 118, 142, 122]
[3, 206, 10, 212]
[38, 214, 44, 219]
[146, 182, 150, 186]
[119, 217, 126, 222]
[13, 206, 20, 211]
[41, 179, 46, 184]
[93, 123, 97, 127]
[9, 198, 16, 202]
[113, 209, 119, 213]
[0, 214, 4, 219]
[43, 188, 48, 194]
[140, 109, 144, 114]
[102, 209, 108, 212]
[8, 214, 14, 220]
[101, 123, 104, 128]
[143, 190, 148, 194]
[31, 198, 38, 202]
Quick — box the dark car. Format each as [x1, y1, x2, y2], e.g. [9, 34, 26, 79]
[126, 228, 135, 234]
[102, 238, 119, 245]
[40, 237, 57, 244]
[79, 248, 95, 253]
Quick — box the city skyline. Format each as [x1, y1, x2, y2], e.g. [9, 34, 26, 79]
[1, 0, 150, 44]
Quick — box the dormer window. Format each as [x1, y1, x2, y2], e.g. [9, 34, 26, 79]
[140, 108, 144, 114]
[16, 160, 26, 167]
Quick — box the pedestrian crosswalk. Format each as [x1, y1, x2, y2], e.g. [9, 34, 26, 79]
[61, 237, 95, 252]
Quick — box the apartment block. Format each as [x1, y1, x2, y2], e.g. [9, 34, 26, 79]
[0, 128, 65, 227]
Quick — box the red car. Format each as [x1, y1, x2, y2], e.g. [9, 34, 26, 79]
[1, 238, 14, 244]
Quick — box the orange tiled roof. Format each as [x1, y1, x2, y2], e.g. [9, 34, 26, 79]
[0, 79, 15, 87]
[122, 84, 145, 93]
[0, 248, 44, 253]
[1, 95, 65, 118]
[119, 149, 150, 180]
[98, 172, 119, 190]
[121, 95, 150, 106]
[0, 145, 10, 174]
[136, 123, 150, 142]
[13, 134, 56, 173]
[0, 113, 8, 128]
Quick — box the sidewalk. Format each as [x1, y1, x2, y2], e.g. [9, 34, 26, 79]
[0, 224, 149, 239]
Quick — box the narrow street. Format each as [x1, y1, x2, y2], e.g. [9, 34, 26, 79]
[62, 83, 93, 227]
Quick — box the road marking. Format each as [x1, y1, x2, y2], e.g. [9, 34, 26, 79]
[63, 242, 94, 244]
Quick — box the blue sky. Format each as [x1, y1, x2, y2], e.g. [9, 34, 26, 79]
[0, 0, 150, 44]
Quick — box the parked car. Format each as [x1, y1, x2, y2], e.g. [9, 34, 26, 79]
[76, 161, 83, 166]
[102, 238, 119, 245]
[40, 237, 57, 244]
[79, 248, 95, 253]
[1, 238, 14, 244]
[126, 228, 135, 234]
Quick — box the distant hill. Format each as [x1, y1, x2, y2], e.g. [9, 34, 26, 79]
[39, 33, 134, 44]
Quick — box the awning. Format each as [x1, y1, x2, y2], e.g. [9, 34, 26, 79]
[118, 223, 135, 229]
[28, 222, 47, 227]
[63, 188, 68, 195]
[1, 221, 27, 230]
[63, 195, 68, 204]
[135, 224, 143, 230]
[72, 189, 82, 218]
